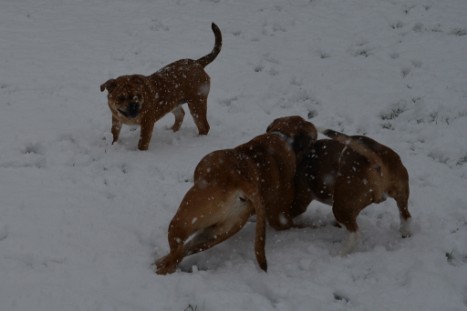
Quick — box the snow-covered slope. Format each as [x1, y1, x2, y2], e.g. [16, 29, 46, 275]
[1, 0, 466, 310]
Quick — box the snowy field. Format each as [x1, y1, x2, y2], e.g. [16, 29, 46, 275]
[1, 0, 467, 310]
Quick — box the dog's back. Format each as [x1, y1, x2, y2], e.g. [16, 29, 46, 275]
[296, 129, 409, 210]
[321, 130, 409, 203]
[294, 128, 411, 255]
[193, 134, 297, 229]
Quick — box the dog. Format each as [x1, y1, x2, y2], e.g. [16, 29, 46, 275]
[155, 116, 317, 274]
[293, 128, 412, 256]
[100, 23, 222, 150]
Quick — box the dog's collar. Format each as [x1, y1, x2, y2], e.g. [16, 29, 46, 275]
[270, 131, 294, 146]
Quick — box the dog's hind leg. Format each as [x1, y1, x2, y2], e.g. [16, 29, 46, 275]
[332, 197, 362, 256]
[170, 106, 185, 132]
[394, 187, 411, 238]
[184, 185, 268, 272]
[187, 96, 210, 135]
[155, 214, 191, 275]
[389, 167, 412, 238]
[155, 245, 184, 275]
[157, 187, 254, 274]
[182, 191, 265, 270]
[183, 218, 248, 257]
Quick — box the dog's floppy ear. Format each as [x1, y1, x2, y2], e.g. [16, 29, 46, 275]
[266, 116, 317, 156]
[100, 79, 116, 92]
[292, 122, 317, 155]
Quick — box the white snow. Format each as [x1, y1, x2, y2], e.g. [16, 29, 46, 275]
[1, 0, 467, 310]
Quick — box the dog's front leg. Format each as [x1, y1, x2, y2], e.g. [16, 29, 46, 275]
[187, 97, 210, 135]
[111, 116, 122, 144]
[138, 119, 155, 150]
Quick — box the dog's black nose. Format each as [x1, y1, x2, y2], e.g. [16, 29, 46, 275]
[127, 102, 139, 118]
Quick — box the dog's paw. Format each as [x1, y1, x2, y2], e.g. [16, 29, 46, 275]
[399, 217, 412, 238]
[154, 256, 178, 275]
[338, 231, 361, 257]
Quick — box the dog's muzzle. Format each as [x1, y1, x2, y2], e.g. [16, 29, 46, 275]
[119, 102, 140, 118]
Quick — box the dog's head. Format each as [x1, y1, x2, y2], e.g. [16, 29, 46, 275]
[100, 75, 147, 119]
[266, 116, 317, 156]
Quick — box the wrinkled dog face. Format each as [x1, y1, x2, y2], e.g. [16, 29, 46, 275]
[100, 76, 146, 120]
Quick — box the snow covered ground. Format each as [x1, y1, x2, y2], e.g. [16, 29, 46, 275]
[1, 0, 467, 310]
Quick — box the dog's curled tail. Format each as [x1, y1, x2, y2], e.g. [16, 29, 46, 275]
[319, 128, 382, 168]
[196, 23, 222, 68]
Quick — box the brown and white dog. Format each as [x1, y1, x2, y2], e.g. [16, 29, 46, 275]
[100, 23, 222, 150]
[155, 116, 317, 274]
[293, 128, 412, 255]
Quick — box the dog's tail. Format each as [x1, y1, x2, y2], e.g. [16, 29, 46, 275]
[196, 23, 222, 68]
[319, 128, 382, 168]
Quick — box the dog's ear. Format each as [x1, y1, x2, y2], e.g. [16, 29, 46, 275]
[266, 117, 286, 133]
[292, 122, 317, 155]
[100, 79, 116, 92]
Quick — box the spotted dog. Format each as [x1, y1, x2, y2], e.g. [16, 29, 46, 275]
[156, 116, 317, 274]
[294, 128, 412, 255]
[100, 23, 222, 150]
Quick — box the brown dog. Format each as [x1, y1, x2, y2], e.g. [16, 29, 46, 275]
[100, 23, 222, 150]
[293, 128, 411, 255]
[155, 116, 317, 274]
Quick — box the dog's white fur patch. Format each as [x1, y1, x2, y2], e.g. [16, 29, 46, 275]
[198, 82, 210, 96]
[339, 231, 361, 256]
[399, 216, 412, 238]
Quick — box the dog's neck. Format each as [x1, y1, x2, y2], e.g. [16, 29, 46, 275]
[270, 131, 293, 147]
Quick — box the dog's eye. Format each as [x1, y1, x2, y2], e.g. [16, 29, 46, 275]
[132, 95, 139, 102]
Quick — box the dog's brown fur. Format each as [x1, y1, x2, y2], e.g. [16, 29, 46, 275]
[100, 23, 222, 150]
[155, 116, 317, 274]
[293, 128, 411, 255]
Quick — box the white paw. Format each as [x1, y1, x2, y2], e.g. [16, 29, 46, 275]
[399, 217, 412, 238]
[339, 231, 361, 256]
